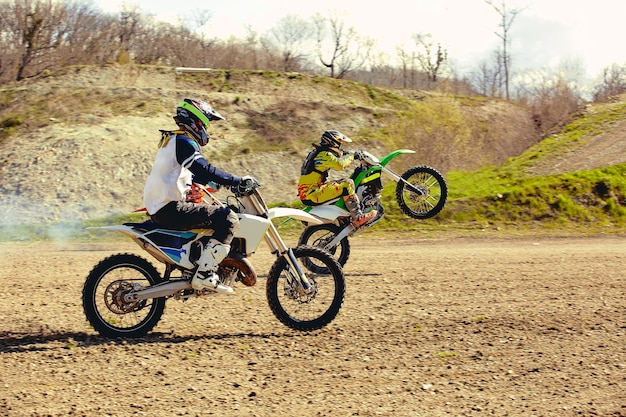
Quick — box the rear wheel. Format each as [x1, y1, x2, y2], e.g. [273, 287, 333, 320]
[82, 254, 165, 338]
[266, 246, 345, 331]
[395, 165, 447, 219]
[297, 223, 350, 272]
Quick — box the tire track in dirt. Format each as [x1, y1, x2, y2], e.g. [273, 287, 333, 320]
[0, 235, 624, 416]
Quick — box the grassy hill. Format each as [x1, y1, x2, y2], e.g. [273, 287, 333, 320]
[440, 99, 626, 234]
[1, 64, 626, 240]
[390, 97, 626, 236]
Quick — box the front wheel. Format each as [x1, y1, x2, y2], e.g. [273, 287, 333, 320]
[266, 246, 345, 331]
[82, 253, 166, 338]
[297, 223, 350, 272]
[395, 165, 447, 219]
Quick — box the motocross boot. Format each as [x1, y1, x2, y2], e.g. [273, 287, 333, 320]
[343, 194, 377, 228]
[191, 239, 233, 294]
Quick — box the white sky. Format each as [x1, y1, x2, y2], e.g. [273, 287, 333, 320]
[93, 0, 626, 81]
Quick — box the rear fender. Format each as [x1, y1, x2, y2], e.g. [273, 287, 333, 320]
[88, 225, 200, 269]
[267, 207, 324, 224]
[304, 205, 349, 222]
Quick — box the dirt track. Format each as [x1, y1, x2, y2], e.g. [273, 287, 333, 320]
[0, 235, 625, 417]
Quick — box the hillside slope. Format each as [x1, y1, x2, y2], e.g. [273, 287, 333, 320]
[526, 102, 626, 177]
[1, 65, 624, 226]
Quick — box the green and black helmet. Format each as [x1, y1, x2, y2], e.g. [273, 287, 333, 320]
[174, 98, 224, 146]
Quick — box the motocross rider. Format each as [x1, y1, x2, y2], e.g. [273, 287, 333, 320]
[143, 98, 254, 294]
[298, 130, 377, 228]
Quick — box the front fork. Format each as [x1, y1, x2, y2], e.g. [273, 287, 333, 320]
[285, 247, 313, 293]
[263, 218, 314, 293]
[382, 166, 424, 195]
[242, 187, 316, 294]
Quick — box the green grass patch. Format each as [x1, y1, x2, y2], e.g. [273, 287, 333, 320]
[442, 162, 626, 230]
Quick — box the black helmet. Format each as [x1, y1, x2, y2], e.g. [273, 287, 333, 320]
[320, 130, 352, 148]
[174, 98, 224, 146]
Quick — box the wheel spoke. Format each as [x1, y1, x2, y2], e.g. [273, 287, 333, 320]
[298, 224, 350, 271]
[83, 254, 165, 338]
[395, 166, 447, 220]
[266, 246, 345, 331]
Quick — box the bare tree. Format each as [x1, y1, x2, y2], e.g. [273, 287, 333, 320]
[593, 64, 626, 102]
[413, 33, 448, 84]
[0, 0, 119, 81]
[486, 0, 525, 99]
[179, 8, 212, 33]
[470, 50, 505, 97]
[264, 14, 314, 72]
[56, 1, 112, 66]
[242, 26, 264, 70]
[117, 4, 144, 57]
[5, 0, 586, 104]
[0, 0, 24, 81]
[515, 63, 583, 137]
[360, 48, 394, 87]
[134, 20, 185, 65]
[314, 11, 368, 79]
[10, 0, 70, 80]
[395, 45, 415, 89]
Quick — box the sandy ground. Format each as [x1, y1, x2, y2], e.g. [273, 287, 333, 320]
[0, 234, 625, 417]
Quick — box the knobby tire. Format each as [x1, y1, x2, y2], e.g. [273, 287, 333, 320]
[266, 246, 345, 331]
[297, 223, 350, 272]
[82, 253, 165, 338]
[395, 165, 447, 219]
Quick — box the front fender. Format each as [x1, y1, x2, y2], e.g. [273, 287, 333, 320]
[267, 207, 324, 225]
[379, 149, 415, 166]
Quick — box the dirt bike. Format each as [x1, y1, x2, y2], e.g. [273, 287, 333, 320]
[82, 178, 346, 338]
[298, 149, 447, 273]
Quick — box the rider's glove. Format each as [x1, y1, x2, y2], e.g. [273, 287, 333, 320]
[235, 175, 258, 194]
[353, 150, 365, 160]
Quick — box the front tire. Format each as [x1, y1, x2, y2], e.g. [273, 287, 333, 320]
[395, 165, 447, 219]
[297, 223, 350, 272]
[82, 253, 166, 338]
[266, 246, 345, 331]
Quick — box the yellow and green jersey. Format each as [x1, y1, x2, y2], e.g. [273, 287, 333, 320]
[298, 144, 355, 203]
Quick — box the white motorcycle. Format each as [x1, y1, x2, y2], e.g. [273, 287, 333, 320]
[82, 178, 346, 337]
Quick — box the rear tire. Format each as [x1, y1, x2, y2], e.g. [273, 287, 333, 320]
[82, 254, 165, 338]
[297, 223, 350, 272]
[266, 246, 345, 331]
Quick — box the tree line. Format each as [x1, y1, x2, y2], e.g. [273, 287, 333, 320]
[2, 0, 625, 134]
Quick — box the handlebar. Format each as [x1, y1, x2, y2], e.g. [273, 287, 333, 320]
[190, 176, 260, 208]
[352, 149, 379, 165]
[231, 176, 260, 196]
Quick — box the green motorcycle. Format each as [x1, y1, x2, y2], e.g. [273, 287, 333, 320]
[298, 149, 447, 273]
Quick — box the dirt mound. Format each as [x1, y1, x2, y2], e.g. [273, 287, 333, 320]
[0, 66, 325, 224]
[2, 66, 626, 226]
